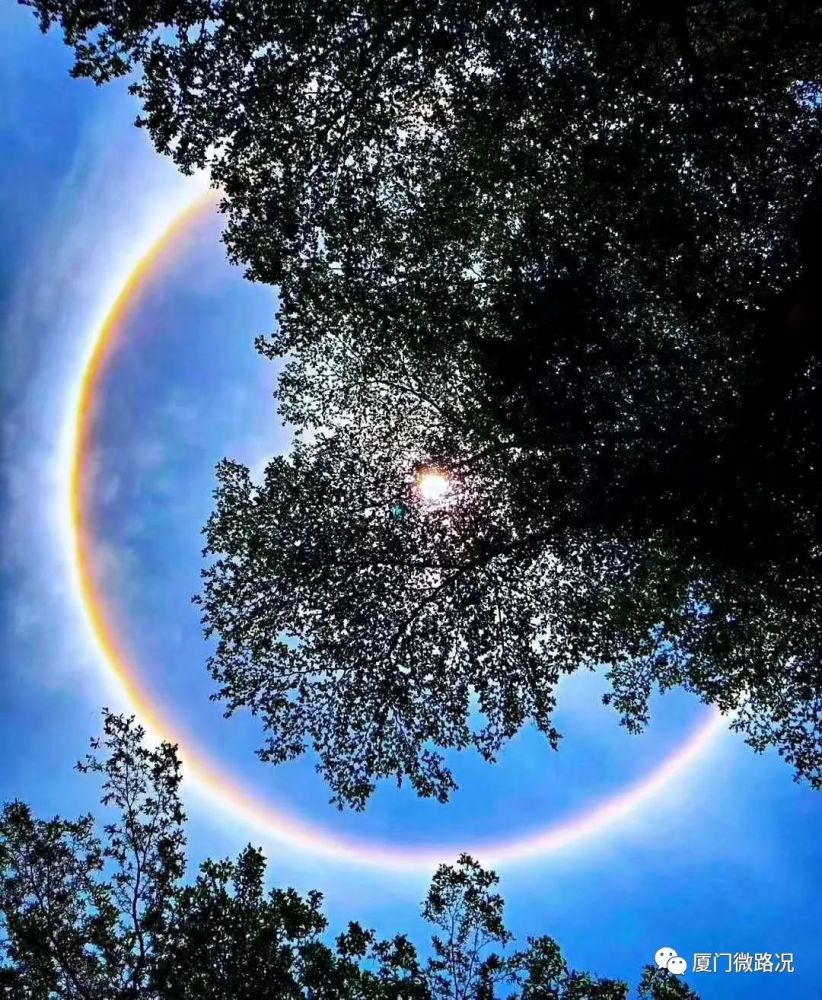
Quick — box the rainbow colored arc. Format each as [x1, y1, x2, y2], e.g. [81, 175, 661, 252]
[61, 188, 726, 871]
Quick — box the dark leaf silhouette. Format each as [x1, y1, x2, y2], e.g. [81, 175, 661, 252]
[22, 0, 822, 803]
[0, 715, 700, 999]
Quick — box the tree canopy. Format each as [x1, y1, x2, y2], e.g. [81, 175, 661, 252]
[23, 0, 822, 804]
[0, 712, 702, 1000]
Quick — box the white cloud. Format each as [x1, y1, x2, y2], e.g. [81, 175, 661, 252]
[0, 93, 205, 699]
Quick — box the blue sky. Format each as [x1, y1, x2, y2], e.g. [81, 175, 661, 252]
[1, 5, 821, 996]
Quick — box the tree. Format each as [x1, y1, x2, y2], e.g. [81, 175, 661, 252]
[0, 712, 185, 1000]
[0, 713, 701, 1000]
[22, 0, 822, 802]
[196, 307, 822, 807]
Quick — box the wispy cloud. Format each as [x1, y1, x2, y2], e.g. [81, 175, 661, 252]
[0, 82, 205, 697]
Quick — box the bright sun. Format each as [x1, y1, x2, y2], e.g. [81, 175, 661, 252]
[416, 469, 451, 501]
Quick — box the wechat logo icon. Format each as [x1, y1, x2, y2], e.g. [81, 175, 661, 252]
[655, 947, 687, 975]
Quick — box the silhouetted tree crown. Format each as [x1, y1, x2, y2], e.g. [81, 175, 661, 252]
[0, 713, 702, 1000]
[22, 0, 822, 804]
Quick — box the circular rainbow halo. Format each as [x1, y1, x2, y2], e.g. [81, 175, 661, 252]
[63, 191, 726, 871]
